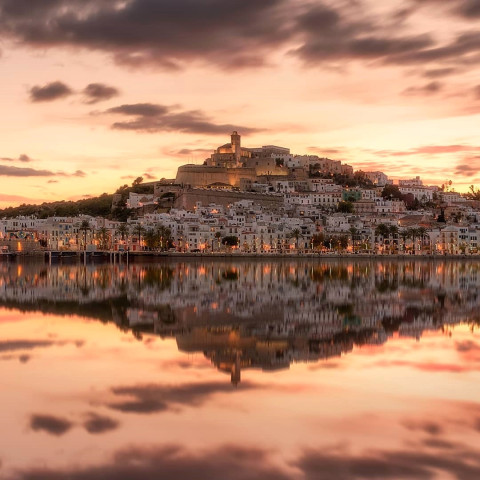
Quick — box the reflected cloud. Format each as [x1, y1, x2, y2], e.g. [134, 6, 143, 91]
[108, 381, 258, 414]
[10, 445, 291, 480]
[296, 445, 480, 480]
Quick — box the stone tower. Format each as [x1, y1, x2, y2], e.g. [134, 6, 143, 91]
[231, 131, 241, 165]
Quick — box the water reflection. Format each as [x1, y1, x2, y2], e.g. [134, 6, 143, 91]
[1, 259, 479, 384]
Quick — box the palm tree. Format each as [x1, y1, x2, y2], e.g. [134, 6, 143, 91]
[349, 226, 358, 253]
[143, 228, 159, 251]
[399, 229, 410, 254]
[131, 224, 145, 251]
[156, 225, 172, 251]
[116, 223, 129, 241]
[214, 231, 222, 252]
[375, 224, 390, 253]
[96, 227, 110, 250]
[288, 228, 303, 251]
[388, 225, 399, 254]
[417, 227, 428, 253]
[79, 220, 91, 252]
[409, 227, 420, 254]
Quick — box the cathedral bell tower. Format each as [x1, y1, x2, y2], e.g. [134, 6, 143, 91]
[231, 131, 241, 166]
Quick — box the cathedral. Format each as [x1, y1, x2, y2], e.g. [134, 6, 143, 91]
[175, 131, 289, 188]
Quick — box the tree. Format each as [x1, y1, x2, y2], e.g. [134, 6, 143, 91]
[132, 176, 143, 187]
[337, 201, 354, 213]
[466, 185, 480, 201]
[96, 227, 110, 250]
[349, 226, 358, 252]
[131, 224, 145, 250]
[214, 231, 222, 251]
[115, 223, 129, 241]
[375, 223, 390, 252]
[381, 184, 403, 200]
[288, 228, 304, 250]
[311, 233, 325, 250]
[157, 225, 173, 251]
[143, 228, 159, 250]
[79, 220, 91, 251]
[222, 236, 239, 247]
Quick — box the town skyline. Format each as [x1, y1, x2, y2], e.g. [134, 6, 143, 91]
[1, 0, 480, 208]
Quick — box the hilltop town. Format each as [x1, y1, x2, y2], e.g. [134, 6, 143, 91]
[1, 132, 480, 255]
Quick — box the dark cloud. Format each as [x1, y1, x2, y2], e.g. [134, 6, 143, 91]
[402, 420, 444, 436]
[174, 148, 213, 156]
[0, 165, 55, 177]
[0, 154, 32, 163]
[373, 144, 480, 157]
[108, 381, 257, 414]
[423, 68, 457, 78]
[83, 413, 119, 434]
[142, 172, 156, 180]
[29, 81, 73, 102]
[0, 165, 87, 178]
[0, 340, 55, 352]
[0, 354, 31, 362]
[455, 156, 480, 175]
[402, 81, 443, 96]
[296, 446, 480, 480]
[30, 414, 73, 436]
[106, 103, 261, 135]
[11, 444, 290, 480]
[1, 0, 480, 75]
[0, 0, 290, 70]
[456, 0, 480, 18]
[83, 83, 119, 104]
[456, 340, 480, 352]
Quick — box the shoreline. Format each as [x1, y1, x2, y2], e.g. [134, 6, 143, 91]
[6, 251, 480, 261]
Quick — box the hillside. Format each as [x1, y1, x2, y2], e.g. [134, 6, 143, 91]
[0, 181, 154, 220]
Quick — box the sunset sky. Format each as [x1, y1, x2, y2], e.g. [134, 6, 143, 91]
[1, 0, 480, 207]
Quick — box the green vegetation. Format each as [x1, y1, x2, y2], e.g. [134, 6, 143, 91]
[0, 178, 154, 220]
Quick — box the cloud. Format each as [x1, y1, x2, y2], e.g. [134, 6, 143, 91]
[10, 444, 290, 480]
[296, 446, 480, 480]
[474, 85, 480, 98]
[0, 165, 87, 178]
[402, 81, 443, 95]
[83, 413, 119, 434]
[0, 154, 32, 163]
[108, 381, 258, 414]
[455, 156, 480, 175]
[106, 103, 261, 135]
[0, 165, 56, 177]
[0, 0, 290, 70]
[402, 420, 444, 436]
[0, 340, 55, 352]
[29, 414, 73, 436]
[83, 83, 119, 104]
[423, 68, 457, 78]
[372, 144, 480, 157]
[29, 81, 73, 102]
[2, 0, 480, 76]
[142, 172, 156, 180]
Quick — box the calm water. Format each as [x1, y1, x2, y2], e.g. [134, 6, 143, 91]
[1, 258, 480, 479]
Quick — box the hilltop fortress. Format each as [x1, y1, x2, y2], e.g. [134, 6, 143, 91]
[175, 131, 291, 188]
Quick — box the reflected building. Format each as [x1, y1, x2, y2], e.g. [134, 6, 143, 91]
[0, 259, 479, 383]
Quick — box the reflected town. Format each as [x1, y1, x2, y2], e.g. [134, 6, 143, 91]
[2, 258, 480, 480]
[2, 259, 479, 384]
